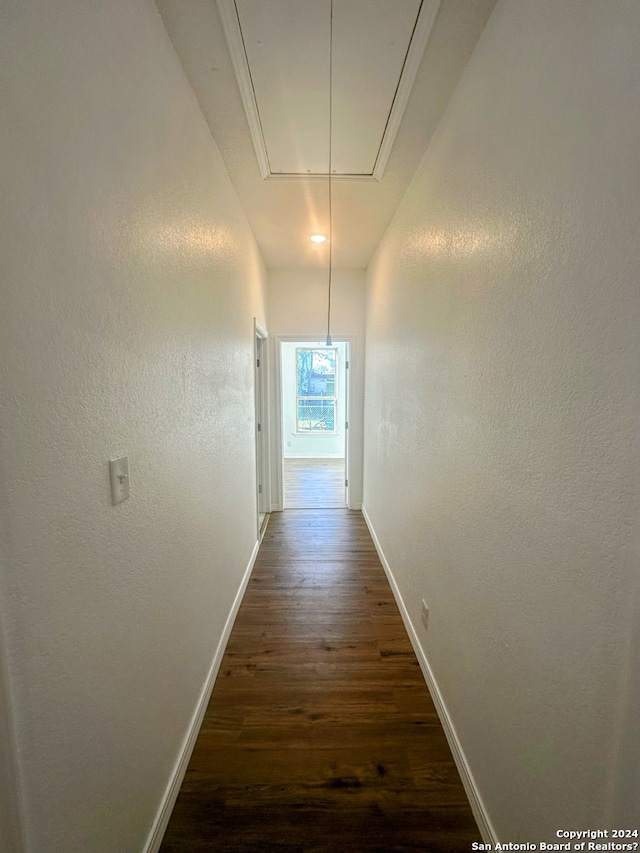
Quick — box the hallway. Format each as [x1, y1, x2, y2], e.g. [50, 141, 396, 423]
[159, 509, 478, 852]
[2, 2, 639, 849]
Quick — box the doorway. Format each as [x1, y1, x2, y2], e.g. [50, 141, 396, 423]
[280, 340, 349, 509]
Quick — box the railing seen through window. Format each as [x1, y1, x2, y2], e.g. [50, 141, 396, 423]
[296, 347, 337, 432]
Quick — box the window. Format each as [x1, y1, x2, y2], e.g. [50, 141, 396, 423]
[296, 348, 337, 432]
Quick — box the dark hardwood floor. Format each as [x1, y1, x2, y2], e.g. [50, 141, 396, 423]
[159, 509, 479, 852]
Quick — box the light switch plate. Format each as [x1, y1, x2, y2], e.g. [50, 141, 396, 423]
[109, 456, 130, 505]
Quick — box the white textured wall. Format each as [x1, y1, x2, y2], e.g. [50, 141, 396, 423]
[267, 269, 366, 341]
[267, 270, 366, 506]
[364, 0, 640, 841]
[0, 1, 266, 851]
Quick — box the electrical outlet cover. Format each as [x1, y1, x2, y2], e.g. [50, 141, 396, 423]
[109, 456, 130, 505]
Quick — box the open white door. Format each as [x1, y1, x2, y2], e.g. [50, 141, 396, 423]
[344, 341, 350, 508]
[254, 322, 269, 536]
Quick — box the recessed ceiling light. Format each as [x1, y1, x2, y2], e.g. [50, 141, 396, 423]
[310, 234, 327, 243]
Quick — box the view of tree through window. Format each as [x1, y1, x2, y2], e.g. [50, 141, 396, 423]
[296, 348, 337, 432]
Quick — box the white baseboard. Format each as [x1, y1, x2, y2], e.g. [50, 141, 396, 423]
[361, 505, 498, 847]
[144, 537, 261, 853]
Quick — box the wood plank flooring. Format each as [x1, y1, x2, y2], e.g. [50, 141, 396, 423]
[159, 510, 479, 852]
[284, 458, 345, 508]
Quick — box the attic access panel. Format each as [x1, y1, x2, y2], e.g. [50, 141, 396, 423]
[218, 0, 439, 179]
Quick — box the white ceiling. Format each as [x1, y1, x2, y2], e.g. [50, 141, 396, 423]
[155, 0, 497, 269]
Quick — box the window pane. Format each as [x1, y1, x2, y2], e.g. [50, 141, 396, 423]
[297, 400, 335, 431]
[297, 349, 336, 397]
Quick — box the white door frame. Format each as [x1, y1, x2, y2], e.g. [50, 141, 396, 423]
[254, 320, 270, 536]
[271, 334, 359, 511]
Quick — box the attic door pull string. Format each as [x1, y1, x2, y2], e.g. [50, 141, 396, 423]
[326, 0, 334, 347]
